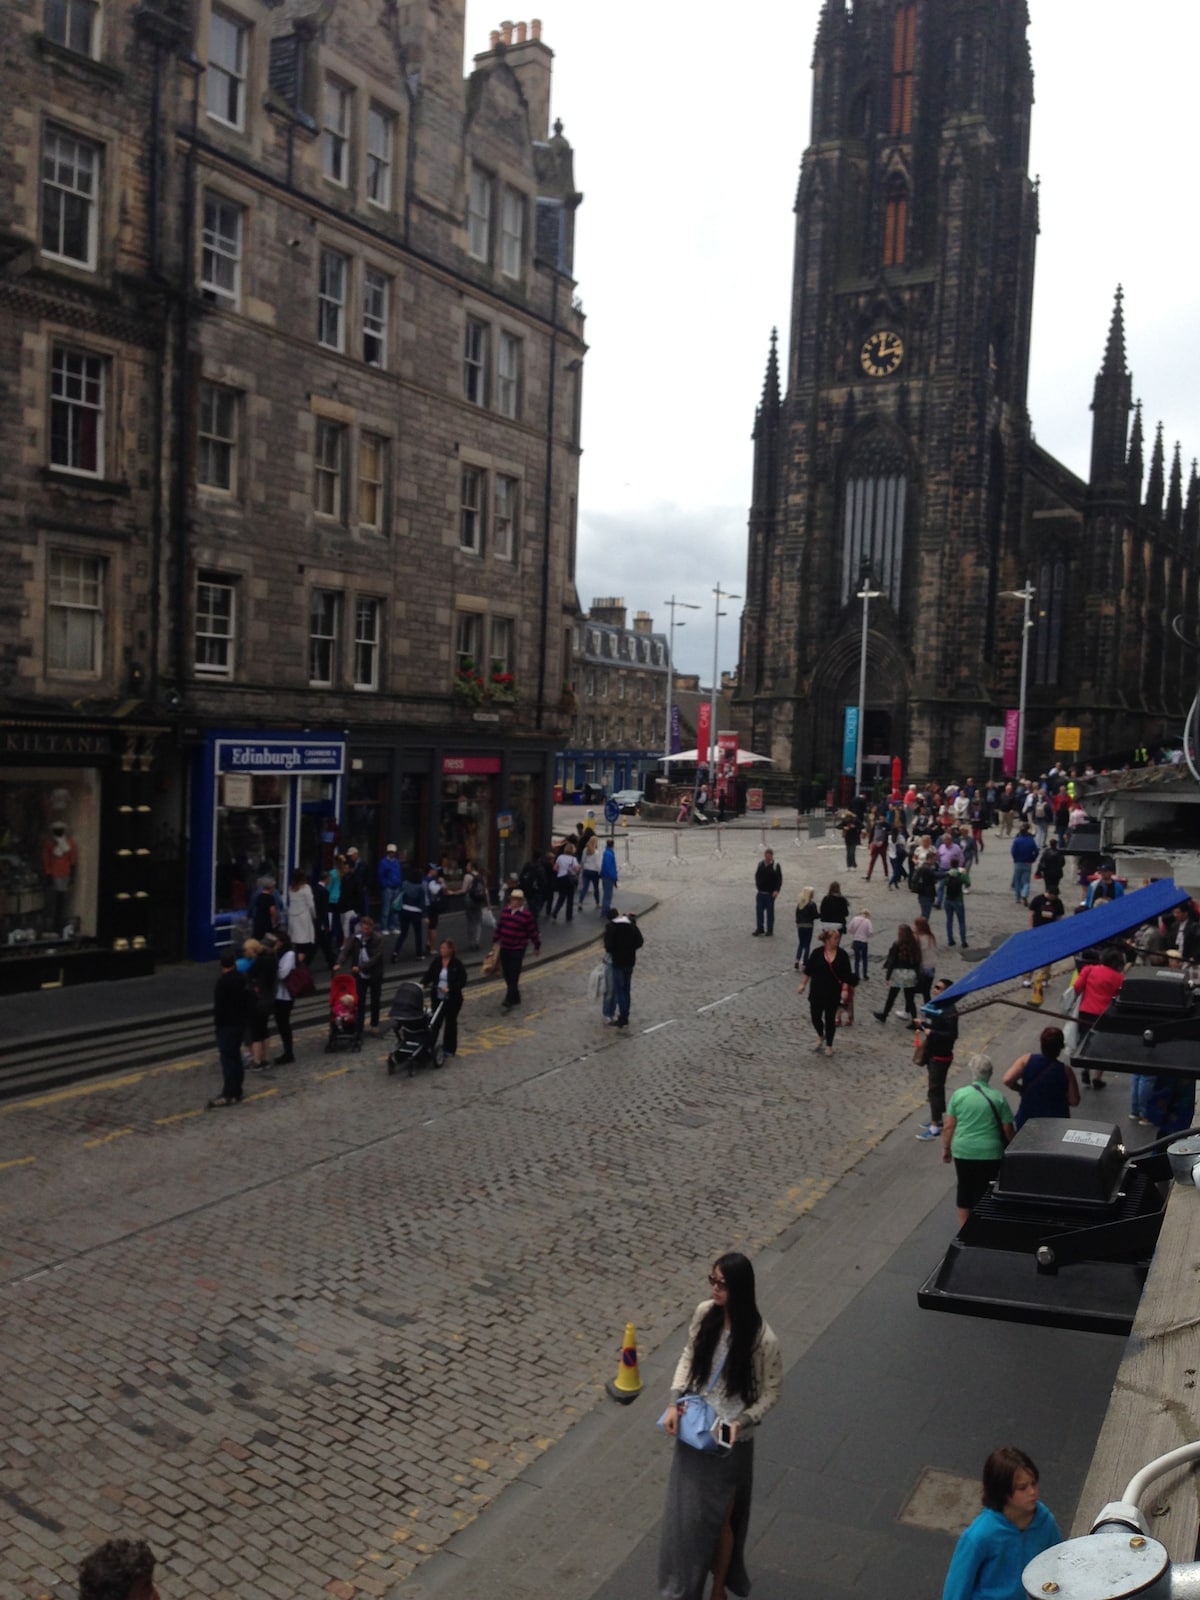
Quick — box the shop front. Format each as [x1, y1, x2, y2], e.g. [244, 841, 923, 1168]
[0, 719, 170, 993]
[187, 730, 346, 960]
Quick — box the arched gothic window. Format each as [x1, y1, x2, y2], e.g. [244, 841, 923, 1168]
[883, 173, 908, 267]
[890, 3, 917, 137]
[839, 434, 908, 609]
[1033, 558, 1066, 686]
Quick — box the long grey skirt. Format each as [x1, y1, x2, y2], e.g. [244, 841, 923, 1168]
[658, 1435, 755, 1599]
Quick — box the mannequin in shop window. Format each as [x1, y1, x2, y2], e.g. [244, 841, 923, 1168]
[42, 819, 77, 935]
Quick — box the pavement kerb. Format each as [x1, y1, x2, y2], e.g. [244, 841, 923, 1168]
[391, 997, 1049, 1600]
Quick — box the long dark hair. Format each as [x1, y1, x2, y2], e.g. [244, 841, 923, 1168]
[685, 1251, 763, 1406]
[895, 924, 921, 968]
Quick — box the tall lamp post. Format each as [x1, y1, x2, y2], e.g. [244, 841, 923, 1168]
[710, 584, 740, 774]
[662, 596, 700, 770]
[854, 571, 883, 798]
[1004, 581, 1036, 780]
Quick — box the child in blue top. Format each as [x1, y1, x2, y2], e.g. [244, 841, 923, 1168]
[942, 1446, 1061, 1600]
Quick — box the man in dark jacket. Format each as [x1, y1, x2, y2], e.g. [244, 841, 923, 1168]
[603, 910, 645, 1029]
[493, 889, 541, 1011]
[209, 947, 249, 1108]
[336, 915, 384, 1040]
[1037, 841, 1065, 896]
[753, 849, 783, 936]
[914, 979, 958, 1139]
[422, 939, 468, 1056]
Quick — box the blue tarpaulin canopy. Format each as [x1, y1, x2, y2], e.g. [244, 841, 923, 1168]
[934, 878, 1192, 1008]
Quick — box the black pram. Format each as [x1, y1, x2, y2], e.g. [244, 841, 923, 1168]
[387, 980, 447, 1076]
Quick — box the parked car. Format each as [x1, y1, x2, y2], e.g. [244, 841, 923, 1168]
[611, 789, 643, 815]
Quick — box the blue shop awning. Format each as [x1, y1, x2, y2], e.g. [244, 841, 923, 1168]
[934, 879, 1192, 1008]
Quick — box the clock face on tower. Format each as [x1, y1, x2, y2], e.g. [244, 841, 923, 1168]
[860, 329, 905, 378]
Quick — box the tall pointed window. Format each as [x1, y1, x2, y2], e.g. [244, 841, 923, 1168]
[1033, 559, 1067, 687]
[883, 175, 908, 267]
[839, 434, 908, 610]
[890, 4, 917, 137]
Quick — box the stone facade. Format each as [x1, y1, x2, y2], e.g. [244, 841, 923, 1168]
[559, 600, 668, 792]
[735, 0, 1197, 791]
[0, 0, 585, 969]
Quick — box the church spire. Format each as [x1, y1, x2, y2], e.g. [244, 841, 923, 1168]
[761, 327, 781, 414]
[1146, 421, 1165, 518]
[1126, 400, 1144, 505]
[1167, 441, 1184, 532]
[811, 0, 848, 140]
[1186, 460, 1200, 543]
[1089, 286, 1132, 490]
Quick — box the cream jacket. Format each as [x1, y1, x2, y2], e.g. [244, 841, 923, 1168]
[669, 1298, 783, 1430]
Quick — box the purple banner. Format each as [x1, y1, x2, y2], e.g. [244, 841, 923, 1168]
[670, 704, 680, 754]
[1003, 709, 1020, 778]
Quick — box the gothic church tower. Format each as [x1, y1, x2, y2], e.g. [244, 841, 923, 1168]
[736, 0, 1038, 782]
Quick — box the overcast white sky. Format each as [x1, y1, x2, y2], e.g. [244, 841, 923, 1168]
[466, 1, 1200, 681]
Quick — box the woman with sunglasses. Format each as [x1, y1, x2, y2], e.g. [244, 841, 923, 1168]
[658, 1252, 783, 1600]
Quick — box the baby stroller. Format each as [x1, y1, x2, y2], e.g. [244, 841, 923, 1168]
[387, 980, 448, 1076]
[325, 973, 361, 1053]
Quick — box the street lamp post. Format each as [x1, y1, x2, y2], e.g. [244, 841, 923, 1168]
[854, 573, 883, 798]
[1005, 581, 1036, 780]
[710, 584, 740, 776]
[662, 596, 700, 770]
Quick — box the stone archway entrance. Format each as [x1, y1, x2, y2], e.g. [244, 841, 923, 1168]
[807, 626, 910, 794]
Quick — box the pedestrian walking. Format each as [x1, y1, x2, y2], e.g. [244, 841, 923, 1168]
[600, 837, 619, 914]
[794, 886, 818, 971]
[913, 977, 956, 1139]
[208, 946, 248, 1109]
[423, 864, 445, 952]
[551, 842, 580, 921]
[798, 926, 854, 1056]
[423, 938, 467, 1056]
[78, 1538, 160, 1600]
[286, 869, 317, 965]
[943, 863, 969, 948]
[394, 874, 426, 961]
[657, 1253, 783, 1600]
[493, 887, 540, 1012]
[874, 923, 921, 1024]
[269, 930, 297, 1064]
[462, 858, 489, 951]
[336, 915, 384, 1041]
[1010, 824, 1038, 904]
[914, 915, 938, 1002]
[244, 936, 278, 1070]
[942, 1054, 1015, 1228]
[378, 843, 403, 932]
[846, 907, 874, 982]
[841, 813, 861, 869]
[752, 848, 782, 936]
[602, 908, 644, 1028]
[911, 855, 938, 922]
[578, 833, 602, 907]
[1003, 1026, 1080, 1129]
[865, 817, 888, 880]
[817, 880, 849, 933]
[1072, 946, 1125, 1089]
[941, 1447, 1061, 1600]
[887, 828, 909, 888]
[312, 870, 336, 968]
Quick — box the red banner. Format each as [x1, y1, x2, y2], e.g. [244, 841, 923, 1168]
[442, 755, 501, 775]
[716, 731, 739, 804]
[696, 703, 712, 766]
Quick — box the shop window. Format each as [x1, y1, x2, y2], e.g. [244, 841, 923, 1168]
[42, 125, 99, 268]
[309, 589, 341, 685]
[363, 268, 388, 367]
[313, 419, 345, 518]
[201, 194, 242, 306]
[468, 165, 492, 262]
[215, 774, 285, 916]
[439, 773, 495, 882]
[497, 332, 521, 419]
[207, 8, 248, 130]
[318, 248, 348, 350]
[505, 772, 539, 868]
[354, 596, 381, 691]
[47, 550, 104, 674]
[366, 105, 394, 209]
[45, 0, 100, 56]
[323, 77, 352, 185]
[493, 474, 517, 560]
[197, 380, 238, 491]
[460, 466, 484, 552]
[195, 576, 236, 677]
[464, 318, 487, 405]
[358, 432, 386, 530]
[50, 346, 105, 476]
[0, 767, 100, 945]
[500, 186, 524, 278]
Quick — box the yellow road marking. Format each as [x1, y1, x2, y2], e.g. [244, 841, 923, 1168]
[1, 1057, 205, 1116]
[244, 1088, 278, 1103]
[316, 1066, 350, 1081]
[83, 1128, 133, 1149]
[154, 1109, 205, 1126]
[0, 1156, 37, 1173]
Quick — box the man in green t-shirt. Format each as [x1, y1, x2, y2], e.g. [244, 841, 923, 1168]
[943, 1054, 1015, 1227]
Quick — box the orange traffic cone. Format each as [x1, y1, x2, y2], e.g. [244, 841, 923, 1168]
[605, 1322, 643, 1403]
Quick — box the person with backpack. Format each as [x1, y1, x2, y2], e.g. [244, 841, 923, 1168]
[462, 858, 489, 951]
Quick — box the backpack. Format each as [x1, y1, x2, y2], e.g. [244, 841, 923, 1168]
[469, 873, 488, 905]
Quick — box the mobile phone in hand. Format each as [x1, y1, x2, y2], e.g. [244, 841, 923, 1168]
[715, 1422, 734, 1449]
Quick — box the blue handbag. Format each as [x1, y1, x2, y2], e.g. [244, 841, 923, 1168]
[658, 1350, 727, 1452]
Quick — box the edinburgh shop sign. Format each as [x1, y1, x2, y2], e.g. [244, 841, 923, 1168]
[214, 738, 345, 774]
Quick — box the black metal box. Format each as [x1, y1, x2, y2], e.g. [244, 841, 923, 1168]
[994, 1118, 1126, 1205]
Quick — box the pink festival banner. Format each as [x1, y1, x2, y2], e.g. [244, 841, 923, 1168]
[1002, 710, 1020, 778]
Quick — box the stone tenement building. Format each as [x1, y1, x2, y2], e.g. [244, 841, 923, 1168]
[557, 599, 668, 795]
[0, 0, 584, 977]
[734, 0, 1197, 791]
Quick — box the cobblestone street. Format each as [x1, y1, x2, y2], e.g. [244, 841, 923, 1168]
[0, 819, 1044, 1599]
